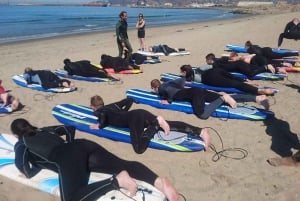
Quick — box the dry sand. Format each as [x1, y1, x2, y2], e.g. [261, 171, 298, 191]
[0, 9, 300, 201]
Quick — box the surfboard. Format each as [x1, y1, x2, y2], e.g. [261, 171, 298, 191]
[52, 104, 205, 152]
[12, 74, 77, 93]
[0, 103, 12, 113]
[226, 44, 299, 54]
[160, 73, 244, 94]
[93, 64, 143, 74]
[54, 69, 117, 82]
[126, 89, 274, 121]
[137, 50, 190, 56]
[131, 58, 161, 64]
[0, 133, 166, 201]
[230, 72, 286, 80]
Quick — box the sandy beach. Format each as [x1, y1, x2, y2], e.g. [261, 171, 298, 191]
[0, 8, 300, 201]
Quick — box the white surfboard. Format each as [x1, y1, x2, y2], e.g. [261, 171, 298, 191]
[0, 133, 166, 201]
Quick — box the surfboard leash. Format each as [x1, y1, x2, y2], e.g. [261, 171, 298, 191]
[33, 93, 56, 101]
[205, 127, 248, 162]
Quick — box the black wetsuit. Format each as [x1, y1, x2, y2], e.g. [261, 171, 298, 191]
[278, 20, 300, 47]
[100, 54, 139, 72]
[14, 125, 158, 201]
[63, 59, 109, 78]
[94, 98, 204, 152]
[158, 77, 225, 119]
[201, 68, 260, 95]
[212, 56, 268, 78]
[24, 70, 70, 89]
[247, 44, 298, 60]
[116, 19, 132, 59]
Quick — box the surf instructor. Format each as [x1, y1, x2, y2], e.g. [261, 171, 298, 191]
[116, 11, 132, 60]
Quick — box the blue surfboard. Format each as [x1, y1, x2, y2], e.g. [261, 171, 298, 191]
[54, 68, 117, 82]
[126, 89, 274, 121]
[230, 72, 285, 80]
[160, 73, 244, 93]
[0, 103, 12, 113]
[226, 44, 299, 55]
[131, 58, 161, 64]
[52, 104, 205, 152]
[0, 133, 166, 201]
[12, 74, 77, 93]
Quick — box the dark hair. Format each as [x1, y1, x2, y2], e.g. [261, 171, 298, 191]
[63, 58, 71, 65]
[180, 65, 194, 81]
[119, 11, 127, 18]
[138, 13, 143, 18]
[245, 40, 253, 48]
[205, 53, 215, 60]
[11, 118, 37, 138]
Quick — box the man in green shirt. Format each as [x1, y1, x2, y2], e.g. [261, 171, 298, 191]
[116, 11, 132, 60]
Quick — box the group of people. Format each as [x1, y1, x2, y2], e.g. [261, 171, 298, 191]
[5, 13, 300, 201]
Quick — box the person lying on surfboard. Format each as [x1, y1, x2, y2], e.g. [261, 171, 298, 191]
[129, 53, 161, 65]
[147, 44, 187, 55]
[180, 62, 277, 96]
[11, 118, 180, 201]
[63, 58, 120, 80]
[227, 52, 288, 74]
[89, 96, 211, 152]
[100, 54, 142, 73]
[0, 80, 23, 112]
[23, 67, 75, 90]
[150, 76, 270, 120]
[245, 40, 299, 60]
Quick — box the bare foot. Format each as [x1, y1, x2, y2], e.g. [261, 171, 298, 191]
[156, 116, 170, 135]
[154, 177, 179, 201]
[258, 88, 276, 95]
[255, 95, 270, 110]
[115, 170, 137, 197]
[222, 94, 237, 108]
[276, 67, 287, 74]
[267, 157, 296, 167]
[200, 128, 211, 150]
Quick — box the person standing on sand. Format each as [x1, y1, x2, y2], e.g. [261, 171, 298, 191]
[116, 11, 132, 60]
[136, 13, 146, 50]
[277, 18, 300, 49]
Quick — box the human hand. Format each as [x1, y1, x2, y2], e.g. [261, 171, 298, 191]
[90, 123, 100, 130]
[160, 100, 169, 104]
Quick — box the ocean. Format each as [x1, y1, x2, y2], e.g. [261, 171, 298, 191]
[0, 5, 242, 44]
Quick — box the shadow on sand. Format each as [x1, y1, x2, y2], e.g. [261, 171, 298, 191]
[264, 116, 300, 157]
[284, 83, 300, 93]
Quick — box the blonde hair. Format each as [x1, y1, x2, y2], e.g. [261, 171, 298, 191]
[90, 95, 104, 108]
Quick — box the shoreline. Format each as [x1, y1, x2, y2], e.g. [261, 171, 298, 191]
[0, 10, 300, 201]
[0, 13, 253, 46]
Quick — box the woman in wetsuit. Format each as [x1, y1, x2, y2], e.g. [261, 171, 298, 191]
[11, 118, 179, 201]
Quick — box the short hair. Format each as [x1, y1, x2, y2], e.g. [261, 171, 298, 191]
[180, 64, 192, 72]
[90, 95, 104, 108]
[245, 40, 253, 48]
[24, 67, 33, 73]
[11, 118, 37, 138]
[119, 11, 127, 18]
[205, 53, 215, 60]
[150, 79, 161, 89]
